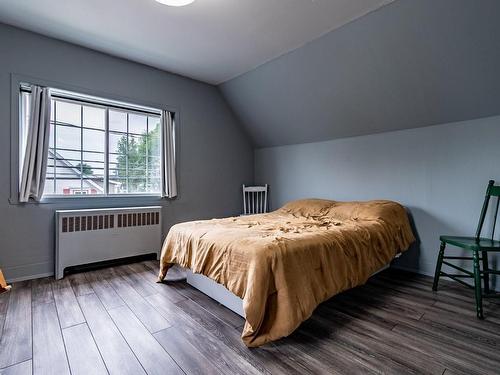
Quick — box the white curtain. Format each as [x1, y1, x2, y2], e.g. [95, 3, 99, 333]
[19, 86, 52, 202]
[162, 110, 177, 198]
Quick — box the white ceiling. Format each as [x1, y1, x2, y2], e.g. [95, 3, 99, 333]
[0, 0, 393, 84]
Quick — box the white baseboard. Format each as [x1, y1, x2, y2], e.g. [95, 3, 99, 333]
[7, 272, 54, 283]
[3, 261, 53, 283]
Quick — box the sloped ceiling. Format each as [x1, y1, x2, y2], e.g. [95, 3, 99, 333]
[220, 0, 500, 148]
[0, 0, 393, 85]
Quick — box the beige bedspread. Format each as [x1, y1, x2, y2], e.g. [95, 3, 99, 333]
[158, 199, 415, 347]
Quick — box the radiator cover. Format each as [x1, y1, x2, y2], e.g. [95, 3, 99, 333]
[55, 206, 162, 279]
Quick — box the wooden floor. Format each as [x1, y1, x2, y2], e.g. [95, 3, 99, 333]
[0, 262, 499, 375]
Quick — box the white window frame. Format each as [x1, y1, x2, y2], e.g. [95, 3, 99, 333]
[9, 74, 180, 204]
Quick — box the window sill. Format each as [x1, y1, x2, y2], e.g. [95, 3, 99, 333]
[9, 194, 170, 206]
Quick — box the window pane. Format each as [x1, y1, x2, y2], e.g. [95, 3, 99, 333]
[82, 175, 105, 195]
[109, 132, 127, 155]
[128, 178, 147, 194]
[148, 116, 160, 131]
[55, 149, 81, 166]
[44, 150, 56, 195]
[83, 106, 105, 130]
[148, 126, 161, 160]
[109, 168, 126, 179]
[55, 166, 77, 177]
[109, 176, 125, 194]
[81, 126, 104, 195]
[43, 180, 55, 196]
[56, 125, 81, 151]
[124, 132, 149, 194]
[109, 110, 126, 132]
[49, 123, 55, 150]
[128, 134, 143, 151]
[83, 151, 104, 163]
[108, 126, 127, 193]
[83, 162, 105, 193]
[54, 162, 78, 195]
[56, 101, 81, 125]
[146, 116, 161, 193]
[83, 128, 105, 153]
[79, 163, 101, 177]
[129, 113, 147, 135]
[108, 153, 119, 170]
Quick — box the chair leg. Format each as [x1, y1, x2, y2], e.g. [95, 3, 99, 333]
[432, 241, 446, 291]
[481, 250, 490, 295]
[473, 250, 484, 319]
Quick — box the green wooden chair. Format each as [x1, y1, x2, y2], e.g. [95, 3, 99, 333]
[433, 180, 500, 319]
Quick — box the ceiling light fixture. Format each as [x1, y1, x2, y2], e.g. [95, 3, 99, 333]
[155, 0, 195, 6]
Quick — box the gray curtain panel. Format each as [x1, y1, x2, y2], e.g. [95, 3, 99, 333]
[19, 86, 52, 202]
[162, 110, 177, 198]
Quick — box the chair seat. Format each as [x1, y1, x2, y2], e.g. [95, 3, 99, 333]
[440, 235, 500, 251]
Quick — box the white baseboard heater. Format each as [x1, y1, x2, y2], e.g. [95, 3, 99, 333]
[55, 206, 162, 279]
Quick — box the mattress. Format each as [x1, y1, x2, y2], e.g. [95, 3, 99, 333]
[158, 198, 415, 347]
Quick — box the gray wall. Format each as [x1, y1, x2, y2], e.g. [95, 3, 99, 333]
[220, 0, 500, 147]
[0, 23, 254, 281]
[256, 115, 500, 287]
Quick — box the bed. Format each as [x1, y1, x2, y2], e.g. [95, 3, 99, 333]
[158, 198, 415, 347]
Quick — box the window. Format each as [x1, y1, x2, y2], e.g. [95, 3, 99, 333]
[20, 86, 164, 197]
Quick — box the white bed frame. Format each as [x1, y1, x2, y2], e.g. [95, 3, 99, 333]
[187, 271, 246, 316]
[186, 253, 401, 318]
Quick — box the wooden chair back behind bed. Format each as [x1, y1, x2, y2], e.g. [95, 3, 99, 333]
[242, 184, 268, 215]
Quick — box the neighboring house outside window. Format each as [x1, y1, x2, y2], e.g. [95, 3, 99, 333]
[49, 149, 122, 196]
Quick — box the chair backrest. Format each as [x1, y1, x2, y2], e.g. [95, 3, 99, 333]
[475, 180, 500, 241]
[242, 184, 268, 215]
